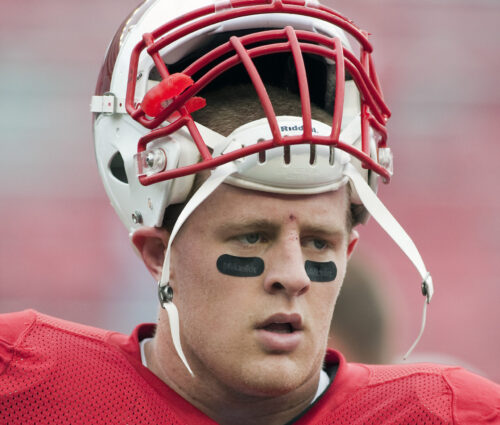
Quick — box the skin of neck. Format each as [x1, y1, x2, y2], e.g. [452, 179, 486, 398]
[145, 309, 324, 425]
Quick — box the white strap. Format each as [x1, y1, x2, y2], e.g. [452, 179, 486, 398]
[403, 299, 428, 360]
[343, 163, 434, 358]
[344, 163, 433, 301]
[159, 162, 238, 377]
[160, 162, 238, 285]
[162, 300, 194, 376]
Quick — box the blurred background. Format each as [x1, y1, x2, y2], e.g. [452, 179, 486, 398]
[1, 0, 499, 381]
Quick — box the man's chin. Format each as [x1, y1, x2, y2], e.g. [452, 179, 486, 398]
[230, 355, 317, 398]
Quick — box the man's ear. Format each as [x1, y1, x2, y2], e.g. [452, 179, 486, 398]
[347, 229, 359, 260]
[131, 227, 170, 281]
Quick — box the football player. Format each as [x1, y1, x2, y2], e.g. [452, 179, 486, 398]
[1, 1, 499, 423]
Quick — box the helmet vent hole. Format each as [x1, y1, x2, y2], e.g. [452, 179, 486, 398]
[109, 151, 128, 183]
[258, 138, 266, 163]
[309, 144, 316, 165]
[329, 146, 335, 165]
[284, 146, 291, 164]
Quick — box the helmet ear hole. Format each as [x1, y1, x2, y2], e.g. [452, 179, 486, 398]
[109, 151, 128, 183]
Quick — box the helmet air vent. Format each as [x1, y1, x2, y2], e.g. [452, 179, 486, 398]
[284, 145, 291, 164]
[258, 138, 266, 164]
[309, 144, 316, 165]
[109, 151, 128, 183]
[329, 146, 335, 165]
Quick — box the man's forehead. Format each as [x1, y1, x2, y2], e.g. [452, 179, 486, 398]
[201, 182, 350, 232]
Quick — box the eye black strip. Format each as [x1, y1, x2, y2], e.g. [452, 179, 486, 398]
[305, 260, 337, 282]
[216, 254, 265, 277]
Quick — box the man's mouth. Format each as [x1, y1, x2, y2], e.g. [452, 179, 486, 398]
[262, 322, 294, 334]
[256, 313, 303, 332]
[255, 313, 304, 352]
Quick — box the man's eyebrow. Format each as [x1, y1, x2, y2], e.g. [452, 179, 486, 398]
[300, 224, 346, 239]
[219, 219, 279, 234]
[218, 219, 346, 239]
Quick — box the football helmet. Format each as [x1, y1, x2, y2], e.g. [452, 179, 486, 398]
[91, 0, 432, 374]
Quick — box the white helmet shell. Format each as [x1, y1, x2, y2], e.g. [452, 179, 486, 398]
[92, 0, 391, 235]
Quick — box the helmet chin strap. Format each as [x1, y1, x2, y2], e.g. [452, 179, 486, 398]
[158, 162, 238, 377]
[343, 163, 434, 360]
[157, 155, 434, 376]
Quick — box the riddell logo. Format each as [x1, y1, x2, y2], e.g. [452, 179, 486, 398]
[280, 125, 319, 134]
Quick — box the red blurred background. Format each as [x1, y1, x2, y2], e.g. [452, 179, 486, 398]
[1, 0, 499, 381]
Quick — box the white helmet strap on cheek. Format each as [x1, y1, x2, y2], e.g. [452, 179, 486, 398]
[158, 162, 238, 377]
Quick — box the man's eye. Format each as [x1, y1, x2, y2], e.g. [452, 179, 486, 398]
[237, 233, 261, 244]
[312, 239, 327, 250]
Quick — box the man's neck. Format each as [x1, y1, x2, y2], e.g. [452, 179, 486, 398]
[144, 336, 323, 425]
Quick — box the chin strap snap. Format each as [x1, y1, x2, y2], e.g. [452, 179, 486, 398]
[343, 163, 434, 359]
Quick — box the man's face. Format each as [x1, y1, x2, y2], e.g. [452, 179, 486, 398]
[168, 183, 355, 396]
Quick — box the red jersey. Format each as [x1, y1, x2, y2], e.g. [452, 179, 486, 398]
[1, 310, 499, 424]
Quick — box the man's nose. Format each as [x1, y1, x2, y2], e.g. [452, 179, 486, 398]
[262, 235, 311, 297]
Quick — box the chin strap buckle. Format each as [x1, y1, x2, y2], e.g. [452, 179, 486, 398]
[422, 272, 434, 304]
[158, 282, 174, 306]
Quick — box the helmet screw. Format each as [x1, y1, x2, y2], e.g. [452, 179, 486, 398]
[131, 211, 143, 224]
[145, 152, 155, 168]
